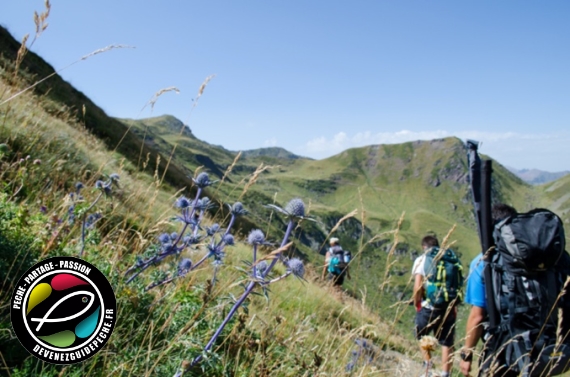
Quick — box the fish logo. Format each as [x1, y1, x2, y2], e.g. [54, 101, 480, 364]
[11, 257, 116, 364]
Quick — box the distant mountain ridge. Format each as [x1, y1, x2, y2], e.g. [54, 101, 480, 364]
[507, 167, 570, 185]
[240, 147, 307, 160]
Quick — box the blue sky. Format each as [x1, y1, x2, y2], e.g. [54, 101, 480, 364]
[2, 1, 570, 171]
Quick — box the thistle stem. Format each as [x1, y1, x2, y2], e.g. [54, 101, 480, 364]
[252, 244, 258, 277]
[262, 220, 294, 278]
[189, 219, 295, 368]
[190, 280, 256, 367]
[224, 214, 236, 236]
[79, 191, 103, 257]
[266, 272, 291, 284]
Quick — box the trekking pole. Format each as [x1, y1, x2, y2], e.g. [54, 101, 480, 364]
[466, 140, 483, 247]
[481, 159, 499, 328]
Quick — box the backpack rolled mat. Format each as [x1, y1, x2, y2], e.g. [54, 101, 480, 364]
[423, 247, 463, 308]
[328, 246, 351, 276]
[483, 209, 570, 377]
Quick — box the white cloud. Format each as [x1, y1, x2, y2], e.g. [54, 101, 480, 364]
[300, 130, 570, 171]
[264, 137, 278, 147]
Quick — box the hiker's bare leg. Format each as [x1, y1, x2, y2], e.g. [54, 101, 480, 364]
[441, 345, 453, 373]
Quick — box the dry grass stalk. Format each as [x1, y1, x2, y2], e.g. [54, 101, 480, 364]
[215, 151, 241, 195]
[197, 75, 215, 99]
[239, 163, 278, 199]
[2, 44, 134, 106]
[331, 209, 358, 235]
[379, 212, 405, 292]
[155, 75, 215, 186]
[14, 34, 29, 76]
[253, 242, 294, 265]
[419, 335, 438, 375]
[80, 44, 135, 61]
[31, 0, 51, 46]
[143, 86, 181, 112]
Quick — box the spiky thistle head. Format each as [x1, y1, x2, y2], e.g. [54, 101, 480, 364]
[222, 234, 235, 246]
[170, 232, 179, 242]
[85, 213, 102, 228]
[183, 234, 201, 245]
[178, 258, 192, 276]
[95, 179, 112, 195]
[255, 260, 268, 277]
[206, 223, 220, 236]
[247, 229, 266, 245]
[285, 198, 305, 217]
[196, 197, 213, 211]
[230, 202, 247, 216]
[109, 173, 120, 182]
[75, 182, 84, 192]
[286, 258, 305, 279]
[176, 196, 192, 209]
[193, 172, 213, 189]
[265, 198, 313, 221]
[158, 233, 171, 244]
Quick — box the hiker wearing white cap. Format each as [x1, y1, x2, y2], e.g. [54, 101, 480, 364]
[322, 237, 351, 286]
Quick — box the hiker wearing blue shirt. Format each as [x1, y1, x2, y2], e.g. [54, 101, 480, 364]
[459, 204, 517, 377]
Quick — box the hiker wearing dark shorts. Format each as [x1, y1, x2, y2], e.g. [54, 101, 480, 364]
[412, 235, 460, 377]
[323, 238, 351, 286]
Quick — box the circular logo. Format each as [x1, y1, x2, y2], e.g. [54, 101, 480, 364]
[10, 256, 117, 364]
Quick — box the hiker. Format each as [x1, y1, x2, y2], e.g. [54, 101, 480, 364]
[323, 237, 351, 287]
[459, 204, 570, 377]
[412, 235, 463, 377]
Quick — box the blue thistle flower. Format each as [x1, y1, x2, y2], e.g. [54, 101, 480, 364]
[193, 172, 212, 188]
[255, 260, 268, 278]
[176, 196, 192, 209]
[206, 223, 220, 236]
[230, 202, 247, 216]
[222, 234, 234, 246]
[95, 180, 105, 189]
[265, 198, 314, 221]
[158, 233, 171, 244]
[68, 204, 76, 224]
[109, 173, 120, 182]
[247, 229, 266, 245]
[196, 197, 213, 211]
[178, 258, 192, 276]
[170, 232, 179, 242]
[183, 235, 201, 245]
[75, 182, 84, 192]
[85, 213, 102, 229]
[285, 198, 305, 217]
[286, 258, 305, 279]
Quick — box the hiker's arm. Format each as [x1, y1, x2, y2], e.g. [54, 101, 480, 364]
[460, 305, 486, 376]
[321, 252, 330, 279]
[412, 273, 423, 308]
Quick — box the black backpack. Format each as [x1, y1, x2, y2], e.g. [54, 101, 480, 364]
[483, 209, 570, 377]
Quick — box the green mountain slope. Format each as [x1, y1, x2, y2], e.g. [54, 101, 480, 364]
[541, 173, 570, 228]
[0, 26, 421, 376]
[113, 113, 541, 318]
[2, 23, 569, 376]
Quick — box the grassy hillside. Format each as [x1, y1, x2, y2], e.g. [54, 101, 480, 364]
[540, 173, 570, 229]
[0, 25, 424, 377]
[1, 23, 567, 377]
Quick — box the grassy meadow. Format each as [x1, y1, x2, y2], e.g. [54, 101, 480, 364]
[2, 17, 570, 377]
